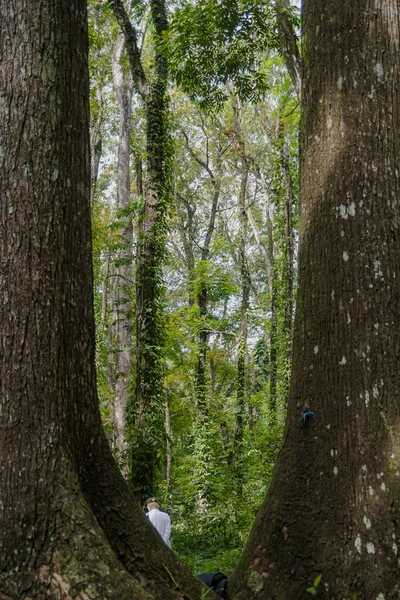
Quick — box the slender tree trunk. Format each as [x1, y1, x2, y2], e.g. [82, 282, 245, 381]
[89, 5, 104, 204]
[112, 34, 134, 469]
[101, 253, 110, 330]
[131, 0, 170, 502]
[210, 355, 216, 397]
[109, 0, 172, 502]
[232, 96, 250, 489]
[90, 85, 103, 204]
[196, 284, 209, 417]
[266, 205, 278, 423]
[165, 394, 172, 493]
[275, 0, 301, 100]
[107, 273, 117, 447]
[135, 152, 144, 197]
[0, 2, 207, 598]
[176, 190, 196, 306]
[280, 139, 295, 351]
[230, 1, 400, 598]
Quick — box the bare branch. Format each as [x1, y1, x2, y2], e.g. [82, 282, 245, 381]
[181, 129, 214, 179]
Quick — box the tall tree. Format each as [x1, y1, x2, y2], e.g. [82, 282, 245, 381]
[231, 94, 250, 488]
[110, 0, 171, 500]
[181, 124, 223, 419]
[111, 33, 134, 468]
[178, 120, 224, 508]
[0, 1, 209, 597]
[229, 0, 400, 598]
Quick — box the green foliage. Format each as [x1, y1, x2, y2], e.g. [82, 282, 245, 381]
[164, 0, 282, 109]
[165, 387, 284, 574]
[193, 261, 237, 303]
[164, 0, 300, 110]
[306, 574, 322, 596]
[89, 0, 299, 572]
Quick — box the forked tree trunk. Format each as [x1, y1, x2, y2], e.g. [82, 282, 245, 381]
[0, 3, 210, 598]
[229, 1, 400, 598]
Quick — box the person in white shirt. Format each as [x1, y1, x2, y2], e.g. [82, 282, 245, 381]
[146, 497, 172, 548]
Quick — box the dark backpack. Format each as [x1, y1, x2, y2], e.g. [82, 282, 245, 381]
[198, 572, 228, 598]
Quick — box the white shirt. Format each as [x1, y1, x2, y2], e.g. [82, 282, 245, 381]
[148, 508, 171, 547]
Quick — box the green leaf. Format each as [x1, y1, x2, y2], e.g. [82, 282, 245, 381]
[313, 574, 322, 588]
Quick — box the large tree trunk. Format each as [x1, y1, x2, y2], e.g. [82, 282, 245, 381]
[112, 33, 134, 469]
[229, 1, 400, 598]
[0, 2, 210, 598]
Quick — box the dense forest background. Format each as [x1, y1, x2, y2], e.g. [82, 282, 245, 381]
[90, 0, 299, 575]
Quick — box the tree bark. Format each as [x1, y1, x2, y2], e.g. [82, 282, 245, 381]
[229, 1, 400, 598]
[90, 84, 103, 204]
[112, 33, 134, 469]
[231, 95, 250, 485]
[165, 394, 172, 493]
[266, 204, 278, 423]
[280, 138, 295, 357]
[0, 2, 211, 598]
[107, 272, 117, 440]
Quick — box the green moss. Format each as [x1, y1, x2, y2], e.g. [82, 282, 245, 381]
[247, 570, 264, 593]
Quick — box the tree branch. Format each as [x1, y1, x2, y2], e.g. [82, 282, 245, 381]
[109, 0, 148, 97]
[181, 129, 214, 180]
[275, 0, 301, 101]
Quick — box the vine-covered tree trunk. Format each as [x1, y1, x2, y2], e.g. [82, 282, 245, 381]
[110, 0, 171, 501]
[196, 283, 209, 415]
[112, 34, 134, 468]
[229, 1, 400, 598]
[132, 53, 170, 503]
[180, 124, 222, 420]
[0, 2, 211, 598]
